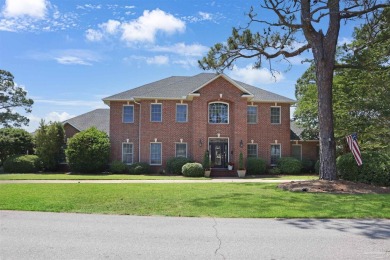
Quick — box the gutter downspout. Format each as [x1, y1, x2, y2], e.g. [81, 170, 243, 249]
[133, 99, 141, 163]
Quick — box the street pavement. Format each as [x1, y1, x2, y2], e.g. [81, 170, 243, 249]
[1, 211, 389, 259]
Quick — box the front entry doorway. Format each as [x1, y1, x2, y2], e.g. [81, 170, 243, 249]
[209, 138, 229, 168]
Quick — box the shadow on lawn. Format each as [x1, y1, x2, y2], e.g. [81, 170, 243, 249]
[277, 218, 390, 240]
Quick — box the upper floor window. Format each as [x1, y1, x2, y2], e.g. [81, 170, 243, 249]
[270, 106, 281, 124]
[270, 144, 281, 165]
[123, 105, 134, 123]
[122, 143, 134, 164]
[176, 104, 188, 122]
[151, 104, 162, 122]
[247, 144, 258, 158]
[209, 102, 229, 124]
[247, 106, 257, 124]
[175, 143, 187, 157]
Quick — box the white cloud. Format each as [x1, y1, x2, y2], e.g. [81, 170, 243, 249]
[146, 55, 169, 65]
[55, 56, 92, 65]
[121, 9, 185, 43]
[25, 111, 75, 133]
[85, 28, 103, 42]
[29, 49, 101, 65]
[151, 42, 208, 57]
[99, 19, 120, 35]
[46, 111, 74, 122]
[198, 12, 212, 21]
[228, 65, 285, 85]
[2, 0, 47, 19]
[182, 11, 224, 23]
[35, 99, 105, 108]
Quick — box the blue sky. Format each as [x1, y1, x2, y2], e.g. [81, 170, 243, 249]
[0, 0, 358, 132]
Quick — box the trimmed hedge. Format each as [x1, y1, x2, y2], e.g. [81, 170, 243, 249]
[129, 162, 150, 175]
[182, 162, 204, 177]
[268, 167, 281, 175]
[166, 157, 193, 174]
[337, 151, 390, 186]
[3, 155, 41, 173]
[277, 157, 302, 174]
[110, 161, 128, 174]
[246, 157, 267, 175]
[301, 158, 315, 173]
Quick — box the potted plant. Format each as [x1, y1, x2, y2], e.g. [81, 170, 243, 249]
[237, 152, 246, 178]
[202, 150, 211, 177]
[228, 162, 234, 170]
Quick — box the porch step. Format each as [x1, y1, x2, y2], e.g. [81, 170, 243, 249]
[210, 168, 237, 178]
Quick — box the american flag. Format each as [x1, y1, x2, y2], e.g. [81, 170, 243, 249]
[346, 133, 363, 166]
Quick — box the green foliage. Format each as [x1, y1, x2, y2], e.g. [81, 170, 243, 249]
[3, 155, 41, 173]
[277, 157, 302, 174]
[301, 158, 315, 173]
[110, 161, 128, 174]
[0, 70, 34, 127]
[65, 127, 110, 173]
[246, 157, 266, 175]
[0, 128, 34, 165]
[166, 157, 193, 174]
[35, 120, 65, 171]
[337, 152, 390, 186]
[268, 167, 281, 175]
[182, 162, 204, 177]
[238, 152, 244, 170]
[129, 162, 150, 175]
[202, 150, 210, 170]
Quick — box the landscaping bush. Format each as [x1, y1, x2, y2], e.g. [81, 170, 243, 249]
[166, 157, 193, 174]
[268, 167, 281, 175]
[0, 128, 34, 165]
[301, 158, 315, 173]
[315, 160, 320, 174]
[129, 162, 150, 175]
[65, 127, 110, 173]
[182, 162, 204, 177]
[246, 157, 267, 175]
[337, 151, 390, 186]
[3, 155, 41, 173]
[277, 157, 302, 174]
[110, 161, 128, 174]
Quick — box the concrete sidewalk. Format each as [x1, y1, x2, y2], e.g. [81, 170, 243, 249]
[0, 178, 299, 184]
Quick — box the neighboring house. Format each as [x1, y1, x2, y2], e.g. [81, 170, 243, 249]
[290, 121, 319, 162]
[101, 72, 319, 172]
[63, 108, 110, 139]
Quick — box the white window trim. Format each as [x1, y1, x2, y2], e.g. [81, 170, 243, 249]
[247, 105, 258, 124]
[270, 143, 281, 166]
[175, 142, 188, 158]
[292, 144, 302, 160]
[270, 106, 281, 125]
[150, 103, 162, 122]
[176, 104, 188, 123]
[122, 142, 134, 165]
[122, 105, 134, 123]
[150, 142, 162, 165]
[208, 101, 229, 124]
[247, 143, 258, 157]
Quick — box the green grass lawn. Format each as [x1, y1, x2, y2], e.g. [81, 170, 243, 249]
[0, 183, 388, 218]
[0, 173, 317, 180]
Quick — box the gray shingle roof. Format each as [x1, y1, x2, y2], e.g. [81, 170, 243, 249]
[290, 121, 304, 140]
[103, 73, 295, 103]
[63, 109, 110, 135]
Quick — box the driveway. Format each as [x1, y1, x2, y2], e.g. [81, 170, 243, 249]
[1, 211, 389, 259]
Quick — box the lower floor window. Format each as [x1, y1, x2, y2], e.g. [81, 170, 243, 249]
[291, 144, 302, 160]
[270, 144, 281, 165]
[176, 143, 187, 157]
[122, 143, 133, 164]
[150, 143, 162, 165]
[247, 144, 258, 158]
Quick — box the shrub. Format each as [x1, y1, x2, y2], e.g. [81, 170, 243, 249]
[3, 155, 41, 173]
[182, 162, 204, 177]
[65, 127, 110, 173]
[238, 152, 245, 170]
[277, 157, 302, 174]
[0, 128, 34, 165]
[337, 151, 390, 186]
[202, 150, 210, 170]
[315, 160, 320, 174]
[301, 158, 315, 173]
[166, 157, 193, 174]
[268, 167, 281, 175]
[110, 161, 128, 174]
[129, 162, 150, 175]
[246, 157, 267, 175]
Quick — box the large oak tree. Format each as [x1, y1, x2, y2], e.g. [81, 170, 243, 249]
[199, 0, 390, 180]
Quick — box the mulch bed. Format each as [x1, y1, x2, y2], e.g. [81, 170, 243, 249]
[278, 180, 390, 194]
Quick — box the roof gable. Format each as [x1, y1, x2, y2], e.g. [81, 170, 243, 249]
[63, 108, 110, 135]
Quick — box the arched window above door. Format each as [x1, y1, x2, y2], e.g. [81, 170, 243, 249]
[209, 102, 229, 124]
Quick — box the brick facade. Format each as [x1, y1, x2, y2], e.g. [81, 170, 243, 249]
[109, 76, 295, 172]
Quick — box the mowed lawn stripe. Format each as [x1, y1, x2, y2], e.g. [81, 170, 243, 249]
[1, 183, 389, 218]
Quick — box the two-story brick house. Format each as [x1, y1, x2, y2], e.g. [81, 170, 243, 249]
[102, 73, 315, 172]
